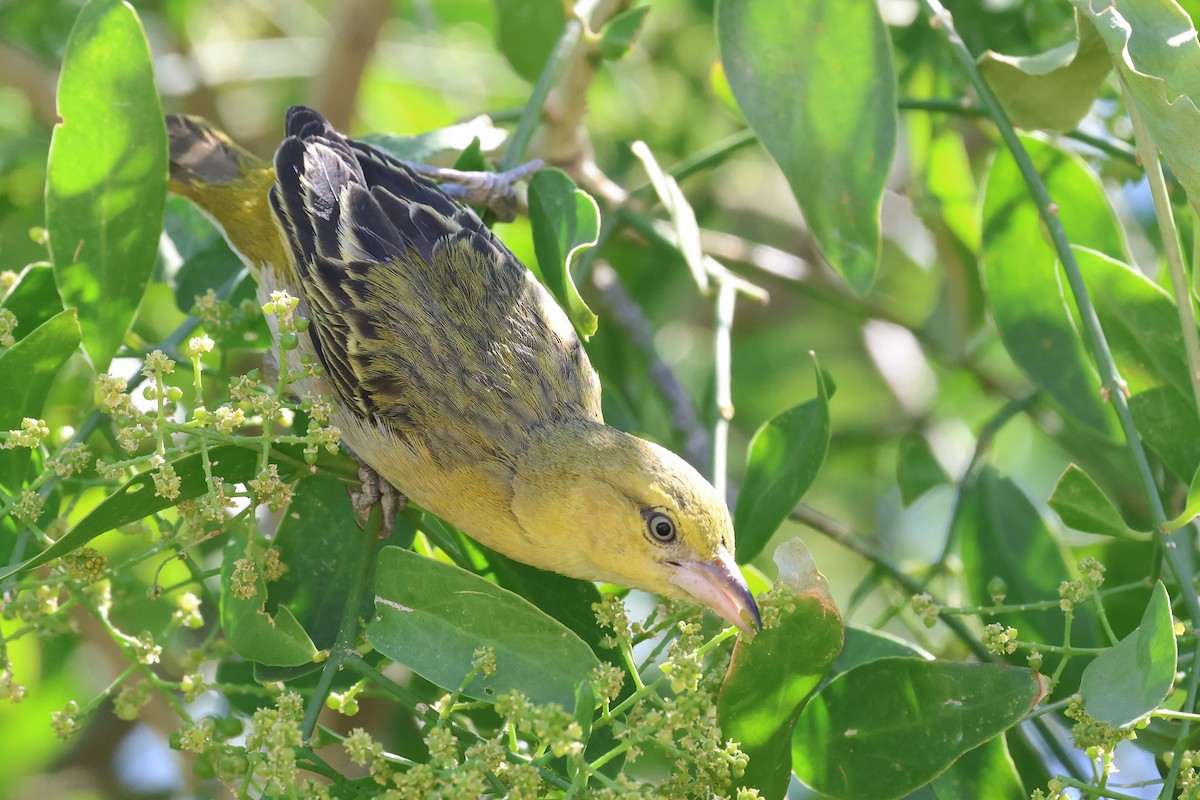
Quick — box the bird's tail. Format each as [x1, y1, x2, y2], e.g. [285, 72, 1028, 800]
[165, 114, 292, 278]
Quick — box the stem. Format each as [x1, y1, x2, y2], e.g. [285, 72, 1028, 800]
[711, 279, 737, 497]
[1122, 81, 1200, 420]
[500, 0, 601, 171]
[918, 0, 1200, 640]
[916, 7, 1200, 795]
[300, 502, 379, 742]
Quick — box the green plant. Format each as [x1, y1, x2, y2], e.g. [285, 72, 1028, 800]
[1, 0, 1200, 798]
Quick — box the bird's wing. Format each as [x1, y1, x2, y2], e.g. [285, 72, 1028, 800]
[268, 106, 601, 464]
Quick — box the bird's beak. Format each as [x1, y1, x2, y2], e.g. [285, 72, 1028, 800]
[668, 545, 762, 633]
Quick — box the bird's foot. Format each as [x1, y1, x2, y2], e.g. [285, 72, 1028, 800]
[410, 160, 544, 222]
[352, 461, 407, 537]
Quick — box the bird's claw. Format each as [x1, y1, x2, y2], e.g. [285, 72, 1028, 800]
[352, 461, 406, 537]
[410, 160, 544, 222]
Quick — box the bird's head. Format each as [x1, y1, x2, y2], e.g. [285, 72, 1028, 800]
[510, 421, 761, 632]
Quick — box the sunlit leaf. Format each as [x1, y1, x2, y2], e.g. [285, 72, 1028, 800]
[734, 361, 830, 564]
[220, 529, 320, 667]
[717, 0, 895, 293]
[1081, 581, 1176, 727]
[792, 658, 1047, 800]
[982, 135, 1128, 435]
[598, 5, 650, 61]
[718, 538, 843, 799]
[1074, 0, 1200, 214]
[979, 10, 1111, 132]
[0, 264, 63, 343]
[630, 141, 708, 292]
[0, 445, 316, 581]
[493, 0, 564, 83]
[359, 116, 508, 163]
[368, 546, 600, 707]
[45, 0, 166, 372]
[528, 168, 600, 337]
[0, 309, 80, 494]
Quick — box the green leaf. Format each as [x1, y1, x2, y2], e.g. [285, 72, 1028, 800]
[45, 0, 167, 372]
[220, 530, 320, 667]
[598, 6, 650, 61]
[629, 141, 708, 292]
[1166, 464, 1200, 530]
[0, 264, 63, 344]
[493, 0, 564, 83]
[367, 546, 600, 707]
[1049, 464, 1149, 540]
[930, 735, 1028, 800]
[1073, 0, 1200, 214]
[0, 445, 305, 581]
[358, 116, 508, 163]
[717, 0, 895, 293]
[1074, 247, 1200, 482]
[834, 626, 932, 676]
[897, 431, 950, 506]
[981, 135, 1128, 435]
[734, 361, 830, 564]
[718, 538, 843, 800]
[269, 473, 373, 652]
[0, 309, 81, 494]
[470, 542, 610, 662]
[527, 168, 600, 338]
[979, 10, 1111, 132]
[792, 658, 1047, 800]
[957, 469, 1102, 676]
[1081, 581, 1177, 727]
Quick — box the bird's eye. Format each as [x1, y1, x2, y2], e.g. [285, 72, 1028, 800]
[647, 513, 676, 543]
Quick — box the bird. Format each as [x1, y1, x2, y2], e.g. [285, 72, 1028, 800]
[166, 106, 760, 633]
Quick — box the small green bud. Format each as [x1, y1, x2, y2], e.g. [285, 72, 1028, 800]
[987, 576, 1007, 603]
[215, 750, 249, 780]
[295, 317, 310, 332]
[279, 332, 299, 350]
[215, 716, 244, 739]
[166, 386, 183, 402]
[192, 752, 216, 780]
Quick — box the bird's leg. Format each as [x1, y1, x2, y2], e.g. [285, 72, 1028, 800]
[408, 160, 544, 222]
[350, 457, 406, 536]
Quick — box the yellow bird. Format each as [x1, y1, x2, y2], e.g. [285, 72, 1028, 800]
[167, 106, 760, 632]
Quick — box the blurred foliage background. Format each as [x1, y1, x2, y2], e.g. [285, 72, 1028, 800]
[1, 0, 1198, 797]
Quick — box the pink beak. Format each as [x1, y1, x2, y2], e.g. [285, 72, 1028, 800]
[667, 545, 761, 633]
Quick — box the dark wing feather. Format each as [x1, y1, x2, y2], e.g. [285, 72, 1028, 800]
[268, 106, 601, 463]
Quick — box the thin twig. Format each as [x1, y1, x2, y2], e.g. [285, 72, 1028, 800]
[300, 502, 380, 742]
[917, 4, 1200, 796]
[1121, 82, 1200, 421]
[307, 0, 392, 131]
[712, 279, 737, 497]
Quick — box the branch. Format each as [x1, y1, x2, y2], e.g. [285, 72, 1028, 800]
[0, 42, 59, 127]
[307, 0, 392, 130]
[591, 262, 711, 470]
